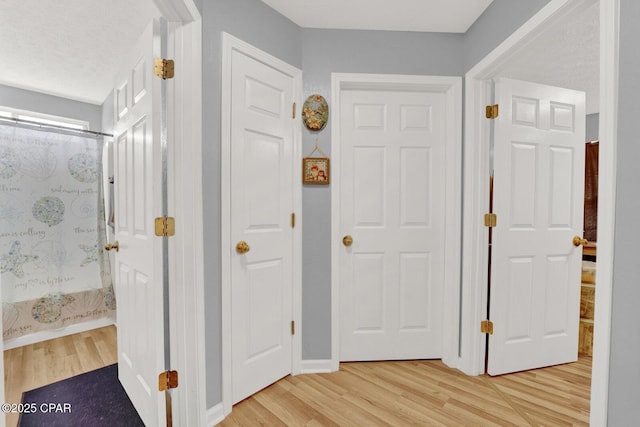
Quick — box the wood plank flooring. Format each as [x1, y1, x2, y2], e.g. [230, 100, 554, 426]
[220, 356, 592, 427]
[3, 326, 591, 426]
[3, 325, 117, 427]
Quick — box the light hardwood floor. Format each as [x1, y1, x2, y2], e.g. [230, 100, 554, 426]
[4, 326, 591, 426]
[3, 325, 117, 427]
[220, 356, 592, 427]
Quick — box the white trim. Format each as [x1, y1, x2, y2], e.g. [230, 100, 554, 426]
[330, 72, 462, 369]
[221, 32, 303, 416]
[206, 403, 225, 427]
[591, 0, 619, 424]
[154, 0, 200, 22]
[460, 0, 617, 424]
[458, 75, 492, 375]
[300, 359, 334, 374]
[3, 317, 115, 351]
[466, 0, 571, 80]
[164, 7, 206, 427]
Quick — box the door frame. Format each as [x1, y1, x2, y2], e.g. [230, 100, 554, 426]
[330, 73, 463, 370]
[459, 0, 618, 425]
[220, 32, 303, 416]
[160, 3, 207, 427]
[151, 1, 206, 425]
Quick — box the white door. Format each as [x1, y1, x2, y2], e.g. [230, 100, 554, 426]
[339, 88, 446, 361]
[112, 19, 166, 425]
[230, 48, 296, 404]
[488, 77, 586, 375]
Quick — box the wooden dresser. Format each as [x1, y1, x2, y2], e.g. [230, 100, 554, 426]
[579, 259, 596, 355]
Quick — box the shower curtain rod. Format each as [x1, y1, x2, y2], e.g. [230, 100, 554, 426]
[0, 116, 114, 138]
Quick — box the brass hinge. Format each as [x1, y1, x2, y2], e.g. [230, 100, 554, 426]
[481, 320, 494, 335]
[484, 213, 497, 228]
[154, 58, 175, 79]
[291, 320, 295, 335]
[291, 213, 296, 228]
[485, 104, 499, 119]
[158, 370, 178, 391]
[292, 102, 297, 119]
[155, 217, 176, 236]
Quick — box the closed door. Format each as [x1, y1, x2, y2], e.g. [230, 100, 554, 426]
[339, 88, 446, 361]
[113, 19, 166, 425]
[488, 77, 586, 375]
[230, 48, 296, 403]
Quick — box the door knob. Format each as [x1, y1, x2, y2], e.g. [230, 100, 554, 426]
[342, 235, 353, 247]
[572, 236, 588, 247]
[104, 241, 120, 252]
[236, 240, 250, 254]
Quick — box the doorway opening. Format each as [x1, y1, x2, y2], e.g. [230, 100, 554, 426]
[461, 0, 616, 424]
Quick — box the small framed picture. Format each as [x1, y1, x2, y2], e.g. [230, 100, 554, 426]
[302, 158, 330, 185]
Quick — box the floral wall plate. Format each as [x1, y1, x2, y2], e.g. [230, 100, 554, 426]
[302, 94, 328, 131]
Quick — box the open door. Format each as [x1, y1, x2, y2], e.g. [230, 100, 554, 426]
[488, 77, 586, 375]
[110, 19, 167, 425]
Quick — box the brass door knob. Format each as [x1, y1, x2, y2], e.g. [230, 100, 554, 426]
[343, 235, 353, 247]
[236, 240, 250, 254]
[572, 236, 588, 247]
[104, 241, 120, 252]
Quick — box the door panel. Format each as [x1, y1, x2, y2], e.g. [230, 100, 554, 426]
[339, 89, 446, 361]
[230, 49, 295, 404]
[488, 77, 585, 375]
[113, 19, 165, 426]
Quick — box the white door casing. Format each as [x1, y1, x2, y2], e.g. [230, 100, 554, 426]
[488, 77, 585, 375]
[331, 74, 462, 368]
[221, 33, 303, 410]
[113, 19, 166, 426]
[338, 89, 446, 361]
[461, 0, 617, 423]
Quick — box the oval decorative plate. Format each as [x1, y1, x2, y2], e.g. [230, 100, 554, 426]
[302, 94, 328, 131]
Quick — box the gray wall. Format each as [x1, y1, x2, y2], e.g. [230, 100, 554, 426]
[586, 113, 599, 141]
[200, 0, 302, 407]
[608, 0, 640, 423]
[463, 0, 552, 71]
[101, 91, 114, 135]
[300, 29, 464, 359]
[0, 84, 102, 131]
[202, 0, 626, 414]
[200, 0, 465, 406]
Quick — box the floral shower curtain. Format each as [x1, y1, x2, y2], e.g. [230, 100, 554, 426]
[0, 123, 115, 341]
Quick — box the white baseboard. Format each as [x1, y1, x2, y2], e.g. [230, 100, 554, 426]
[3, 317, 116, 351]
[300, 359, 335, 374]
[206, 403, 225, 426]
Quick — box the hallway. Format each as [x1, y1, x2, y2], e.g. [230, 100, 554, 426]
[220, 356, 591, 426]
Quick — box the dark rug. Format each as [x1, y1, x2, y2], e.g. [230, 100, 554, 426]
[19, 364, 145, 427]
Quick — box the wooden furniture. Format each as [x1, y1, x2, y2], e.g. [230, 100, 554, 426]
[583, 241, 597, 257]
[579, 259, 596, 356]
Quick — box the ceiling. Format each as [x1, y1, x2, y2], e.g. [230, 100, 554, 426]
[0, 1, 598, 114]
[497, 1, 599, 115]
[261, 0, 494, 33]
[0, 0, 159, 105]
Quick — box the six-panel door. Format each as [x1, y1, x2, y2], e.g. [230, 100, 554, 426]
[339, 89, 446, 361]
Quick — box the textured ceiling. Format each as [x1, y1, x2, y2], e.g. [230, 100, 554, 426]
[261, 0, 494, 33]
[0, 1, 598, 114]
[0, 0, 159, 105]
[497, 1, 599, 114]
